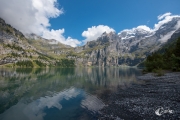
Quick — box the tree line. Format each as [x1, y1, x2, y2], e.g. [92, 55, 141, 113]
[144, 37, 180, 72]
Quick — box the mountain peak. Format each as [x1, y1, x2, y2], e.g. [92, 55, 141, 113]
[118, 27, 152, 40]
[118, 17, 180, 40]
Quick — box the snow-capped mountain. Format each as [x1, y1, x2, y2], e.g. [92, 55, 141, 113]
[118, 17, 180, 42]
[118, 25, 153, 40]
[1, 15, 180, 67]
[74, 16, 180, 66]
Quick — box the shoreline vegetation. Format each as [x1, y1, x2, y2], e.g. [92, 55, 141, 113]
[97, 38, 180, 119]
[1, 37, 179, 72]
[0, 17, 180, 72]
[142, 37, 180, 75]
[0, 58, 75, 68]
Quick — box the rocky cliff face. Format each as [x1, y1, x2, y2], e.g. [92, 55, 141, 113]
[0, 18, 38, 65]
[73, 17, 180, 66]
[25, 33, 73, 56]
[1, 17, 180, 67]
[0, 18, 62, 67]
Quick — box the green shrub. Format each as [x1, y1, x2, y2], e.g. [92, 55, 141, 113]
[34, 60, 46, 67]
[152, 69, 164, 76]
[11, 53, 20, 57]
[5, 44, 24, 51]
[56, 59, 75, 67]
[38, 55, 48, 61]
[145, 37, 180, 72]
[16, 60, 33, 68]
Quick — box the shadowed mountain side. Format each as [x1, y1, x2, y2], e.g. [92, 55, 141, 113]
[1, 17, 180, 67]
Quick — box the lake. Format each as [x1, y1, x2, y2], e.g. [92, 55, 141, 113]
[0, 67, 142, 120]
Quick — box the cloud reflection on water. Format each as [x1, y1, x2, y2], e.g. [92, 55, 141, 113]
[0, 67, 142, 120]
[0, 87, 105, 120]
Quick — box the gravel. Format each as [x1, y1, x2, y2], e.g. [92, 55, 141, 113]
[98, 72, 180, 120]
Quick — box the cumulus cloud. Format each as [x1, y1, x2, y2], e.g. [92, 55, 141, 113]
[154, 12, 180, 31]
[42, 29, 81, 47]
[0, 0, 61, 34]
[0, 0, 81, 47]
[137, 25, 152, 32]
[82, 25, 115, 43]
[158, 12, 172, 20]
[118, 12, 180, 35]
[0, 87, 81, 120]
[159, 21, 180, 43]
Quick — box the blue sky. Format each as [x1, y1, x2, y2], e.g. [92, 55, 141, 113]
[50, 0, 180, 40]
[0, 0, 180, 47]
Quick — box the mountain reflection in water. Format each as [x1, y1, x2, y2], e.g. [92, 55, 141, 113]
[0, 67, 142, 120]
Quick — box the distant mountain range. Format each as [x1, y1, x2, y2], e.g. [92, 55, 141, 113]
[73, 17, 180, 66]
[0, 17, 180, 67]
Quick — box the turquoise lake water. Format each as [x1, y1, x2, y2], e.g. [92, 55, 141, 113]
[0, 67, 142, 120]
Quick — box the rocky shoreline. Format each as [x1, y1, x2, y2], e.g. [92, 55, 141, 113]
[98, 72, 180, 120]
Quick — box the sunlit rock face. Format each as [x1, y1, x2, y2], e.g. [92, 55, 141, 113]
[0, 18, 75, 67]
[74, 17, 180, 66]
[1, 16, 180, 67]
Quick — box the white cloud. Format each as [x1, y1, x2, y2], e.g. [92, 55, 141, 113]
[0, 1, 180, 48]
[0, 87, 81, 120]
[0, 0, 81, 47]
[154, 12, 180, 31]
[137, 25, 152, 32]
[158, 12, 172, 20]
[82, 25, 115, 43]
[81, 94, 105, 112]
[159, 21, 180, 43]
[118, 12, 180, 36]
[159, 30, 176, 43]
[0, 87, 105, 120]
[42, 29, 81, 47]
[118, 25, 152, 39]
[0, 0, 61, 34]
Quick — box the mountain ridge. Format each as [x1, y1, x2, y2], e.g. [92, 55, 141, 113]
[0, 18, 75, 67]
[72, 17, 180, 66]
[1, 17, 180, 67]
